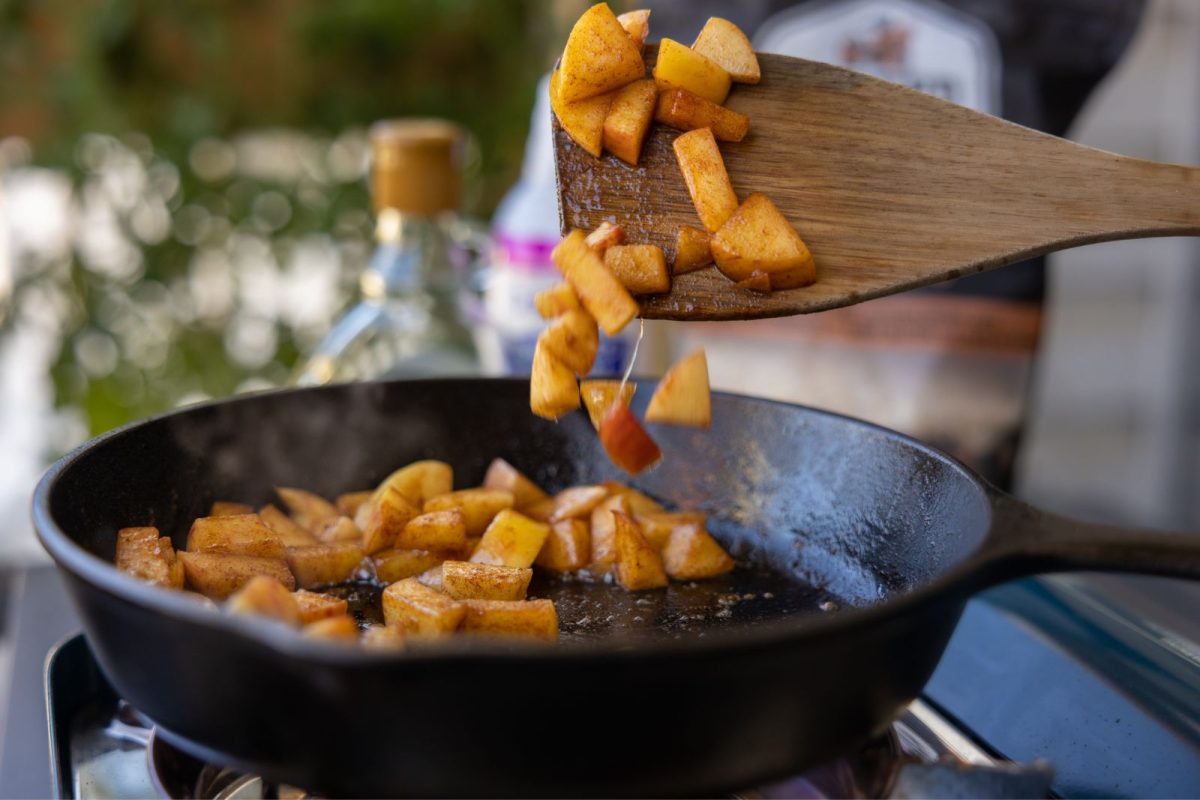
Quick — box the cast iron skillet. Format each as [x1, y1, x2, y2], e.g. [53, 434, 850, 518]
[33, 379, 1200, 797]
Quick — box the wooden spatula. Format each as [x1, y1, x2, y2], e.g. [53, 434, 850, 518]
[554, 47, 1200, 321]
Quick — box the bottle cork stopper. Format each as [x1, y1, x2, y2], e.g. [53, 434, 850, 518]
[369, 118, 465, 216]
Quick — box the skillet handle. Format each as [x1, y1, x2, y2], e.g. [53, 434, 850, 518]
[982, 492, 1200, 581]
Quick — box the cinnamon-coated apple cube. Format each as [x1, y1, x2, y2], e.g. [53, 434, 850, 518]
[226, 575, 301, 625]
[634, 511, 706, 551]
[335, 490, 373, 518]
[535, 282, 583, 319]
[585, 221, 625, 253]
[613, 511, 669, 590]
[655, 87, 749, 142]
[589, 494, 629, 572]
[712, 193, 816, 289]
[653, 38, 731, 105]
[284, 543, 364, 589]
[673, 128, 739, 233]
[373, 548, 444, 583]
[396, 509, 467, 552]
[417, 563, 444, 590]
[441, 560, 532, 601]
[662, 524, 736, 580]
[551, 69, 617, 158]
[604, 245, 670, 295]
[302, 615, 359, 641]
[581, 379, 636, 430]
[482, 458, 549, 511]
[603, 79, 657, 165]
[599, 403, 662, 474]
[530, 338, 580, 420]
[187, 514, 286, 559]
[258, 504, 319, 547]
[540, 308, 599, 376]
[470, 509, 550, 568]
[617, 9, 650, 48]
[536, 519, 591, 572]
[645, 348, 711, 428]
[276, 487, 341, 534]
[369, 460, 454, 508]
[360, 485, 421, 555]
[293, 589, 349, 625]
[523, 497, 558, 523]
[735, 270, 772, 292]
[361, 624, 407, 650]
[460, 599, 558, 641]
[600, 481, 666, 514]
[116, 527, 184, 589]
[424, 488, 515, 537]
[558, 3, 647, 104]
[382, 577, 465, 635]
[552, 229, 639, 336]
[691, 17, 761, 84]
[317, 516, 362, 544]
[672, 225, 714, 274]
[210, 501, 253, 517]
[178, 551, 295, 600]
[549, 485, 610, 521]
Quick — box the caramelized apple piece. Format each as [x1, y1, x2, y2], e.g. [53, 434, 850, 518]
[734, 270, 772, 292]
[258, 504, 319, 547]
[482, 458, 550, 511]
[373, 548, 444, 583]
[661, 524, 736, 580]
[552, 229, 639, 336]
[599, 403, 662, 474]
[470, 509, 551, 568]
[613, 511, 668, 590]
[535, 282, 583, 319]
[653, 38, 731, 105]
[360, 485, 421, 555]
[711, 193, 816, 289]
[645, 348, 711, 428]
[617, 8, 650, 48]
[673, 127, 739, 233]
[589, 494, 629, 572]
[459, 598, 559, 641]
[284, 543, 364, 589]
[361, 624, 407, 650]
[691, 17, 761, 84]
[600, 480, 666, 514]
[550, 70, 616, 158]
[603, 244, 670, 295]
[655, 87, 749, 142]
[370, 460, 454, 507]
[302, 616, 359, 642]
[335, 490, 373, 518]
[293, 589, 349, 625]
[116, 527, 184, 589]
[634, 511, 706, 551]
[535, 519, 591, 572]
[226, 575, 301, 625]
[580, 379, 636, 429]
[530, 337, 580, 420]
[441, 560, 532, 601]
[672, 225, 714, 274]
[549, 485, 610, 521]
[397, 509, 468, 552]
[585, 221, 625, 253]
[539, 308, 599, 376]
[603, 79, 657, 165]
[381, 577, 465, 635]
[557, 3, 646, 103]
[424, 488, 515, 537]
[276, 487, 341, 534]
[178, 552, 295, 600]
[186, 514, 286, 559]
[210, 501, 253, 517]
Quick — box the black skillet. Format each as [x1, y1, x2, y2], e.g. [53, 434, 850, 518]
[33, 378, 1200, 797]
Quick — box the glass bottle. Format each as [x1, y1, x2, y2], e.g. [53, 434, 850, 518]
[294, 119, 481, 386]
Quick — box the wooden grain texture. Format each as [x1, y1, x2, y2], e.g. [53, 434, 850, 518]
[554, 47, 1200, 321]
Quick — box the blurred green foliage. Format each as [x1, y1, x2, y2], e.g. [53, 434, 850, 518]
[0, 0, 585, 442]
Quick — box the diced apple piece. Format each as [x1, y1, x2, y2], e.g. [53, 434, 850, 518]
[600, 480, 665, 514]
[549, 484, 610, 522]
[368, 460, 454, 515]
[613, 511, 668, 590]
[381, 577, 465, 635]
[712, 193, 816, 289]
[536, 519, 591, 572]
[258, 504, 319, 547]
[360, 485, 421, 555]
[187, 514, 286, 559]
[552, 229, 639, 337]
[424, 488, 515, 537]
[303, 615, 359, 641]
[653, 38, 731, 105]
[226, 575, 301, 625]
[530, 337, 580, 420]
[673, 127, 739, 233]
[276, 487, 340, 534]
[585, 221, 625, 253]
[373, 548, 444, 583]
[417, 563, 444, 590]
[540, 308, 599, 376]
[482, 458, 549, 511]
[293, 589, 349, 625]
[672, 225, 714, 274]
[604, 245, 670, 295]
[691, 17, 761, 84]
[558, 3, 647, 104]
[655, 87, 749, 142]
[662, 524, 736, 580]
[210, 501, 253, 517]
[116, 527, 184, 589]
[645, 348, 711, 428]
[581, 379, 636, 430]
[470, 509, 550, 568]
[535, 282, 582, 319]
[551, 69, 617, 158]
[285, 543, 364, 589]
[617, 9, 650, 48]
[599, 403, 662, 474]
[634, 511, 705, 551]
[178, 552, 295, 600]
[336, 491, 373, 518]
[589, 495, 629, 571]
[361, 624, 407, 650]
[523, 497, 558, 523]
[735, 270, 772, 292]
[460, 599, 558, 641]
[441, 560, 532, 601]
[396, 509, 467, 552]
[317, 516, 362, 544]
[602, 79, 657, 165]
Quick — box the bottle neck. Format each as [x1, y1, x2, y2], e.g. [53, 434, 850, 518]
[361, 208, 461, 302]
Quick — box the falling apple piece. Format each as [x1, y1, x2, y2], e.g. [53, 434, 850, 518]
[645, 348, 711, 428]
[598, 402, 662, 475]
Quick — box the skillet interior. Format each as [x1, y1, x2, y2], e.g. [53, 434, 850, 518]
[45, 378, 991, 641]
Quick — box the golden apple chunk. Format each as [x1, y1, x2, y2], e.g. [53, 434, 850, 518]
[711, 193, 816, 290]
[691, 17, 761, 84]
[673, 127, 739, 233]
[653, 38, 731, 105]
[645, 348, 711, 428]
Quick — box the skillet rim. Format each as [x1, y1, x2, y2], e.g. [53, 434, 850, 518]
[32, 377, 994, 664]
